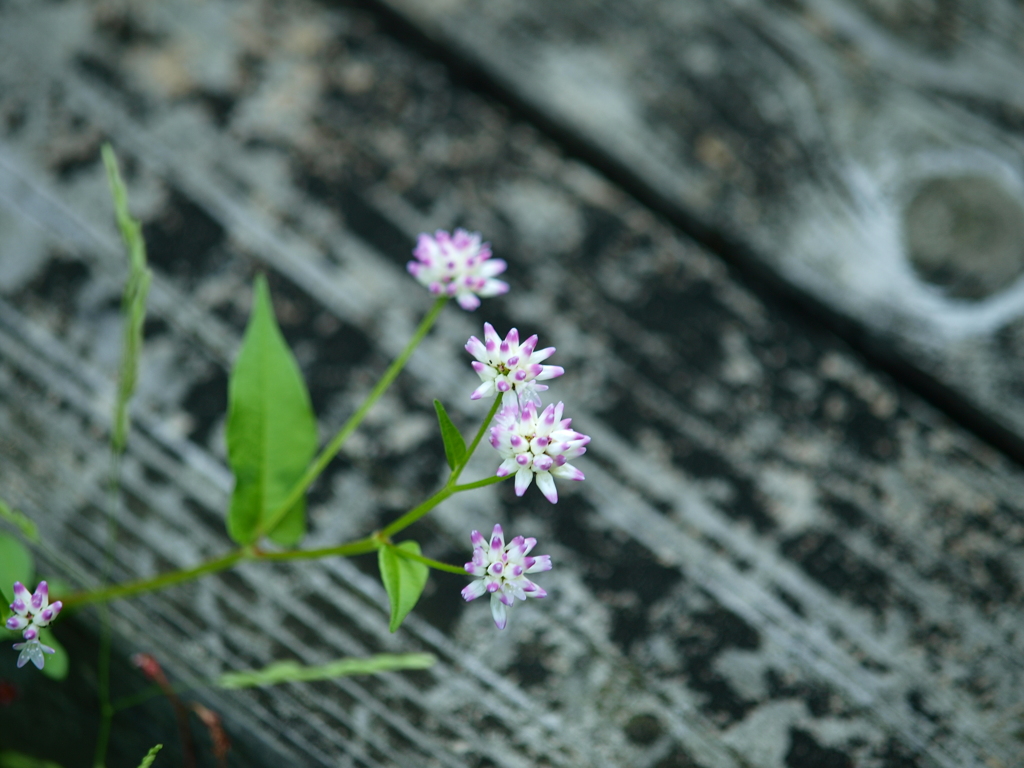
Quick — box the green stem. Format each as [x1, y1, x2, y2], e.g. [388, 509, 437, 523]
[451, 395, 503, 483]
[257, 296, 448, 540]
[63, 539, 381, 609]
[452, 475, 509, 493]
[254, 537, 379, 562]
[64, 550, 249, 610]
[384, 543, 465, 575]
[92, 703, 114, 768]
[94, 448, 123, 768]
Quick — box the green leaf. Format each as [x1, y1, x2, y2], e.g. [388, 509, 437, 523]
[226, 275, 318, 546]
[378, 541, 429, 633]
[218, 652, 435, 689]
[433, 400, 466, 471]
[0, 534, 33, 619]
[135, 745, 162, 768]
[37, 628, 68, 681]
[102, 144, 152, 455]
[0, 498, 39, 543]
[0, 752, 65, 768]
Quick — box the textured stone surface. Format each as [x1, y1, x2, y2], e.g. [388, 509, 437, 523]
[0, 0, 1022, 766]
[373, 0, 1024, 452]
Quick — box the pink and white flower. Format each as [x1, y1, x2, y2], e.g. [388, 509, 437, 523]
[407, 229, 509, 311]
[466, 323, 564, 407]
[461, 524, 552, 629]
[6, 581, 62, 670]
[490, 401, 589, 503]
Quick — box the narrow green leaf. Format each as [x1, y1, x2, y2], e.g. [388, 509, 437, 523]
[433, 400, 466, 471]
[102, 144, 152, 455]
[226, 275, 318, 546]
[134, 745, 162, 768]
[378, 541, 429, 633]
[0, 498, 39, 543]
[0, 752, 65, 768]
[37, 628, 69, 681]
[218, 652, 435, 689]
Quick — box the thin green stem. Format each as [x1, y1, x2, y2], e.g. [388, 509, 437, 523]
[254, 537, 379, 563]
[64, 550, 249, 610]
[451, 395, 503, 483]
[257, 297, 448, 540]
[94, 449, 122, 768]
[384, 543, 465, 575]
[452, 475, 509, 493]
[92, 703, 114, 768]
[63, 539, 383, 609]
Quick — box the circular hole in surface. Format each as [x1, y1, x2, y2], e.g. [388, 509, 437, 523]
[903, 175, 1024, 300]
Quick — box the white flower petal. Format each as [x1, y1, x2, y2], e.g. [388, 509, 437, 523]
[490, 594, 508, 630]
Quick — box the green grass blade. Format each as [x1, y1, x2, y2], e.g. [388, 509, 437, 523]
[135, 745, 162, 768]
[102, 144, 152, 455]
[218, 653, 435, 689]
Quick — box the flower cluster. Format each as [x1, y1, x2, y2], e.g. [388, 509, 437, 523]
[466, 323, 564, 408]
[462, 525, 551, 629]
[407, 229, 509, 311]
[429, 237, 591, 628]
[490, 401, 589, 503]
[5, 582, 62, 670]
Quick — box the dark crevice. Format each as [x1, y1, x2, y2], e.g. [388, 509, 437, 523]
[335, 0, 1024, 470]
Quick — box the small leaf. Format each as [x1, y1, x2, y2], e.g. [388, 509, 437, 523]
[0, 533, 33, 605]
[433, 400, 466, 471]
[217, 652, 435, 689]
[378, 541, 429, 633]
[0, 499, 38, 543]
[135, 745, 162, 768]
[226, 275, 318, 546]
[37, 628, 68, 681]
[0, 752, 65, 768]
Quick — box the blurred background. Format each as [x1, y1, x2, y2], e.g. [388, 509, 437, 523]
[1, 0, 1023, 766]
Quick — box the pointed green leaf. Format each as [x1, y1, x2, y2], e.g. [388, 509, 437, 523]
[0, 498, 39, 543]
[378, 541, 429, 633]
[433, 400, 466, 471]
[135, 745, 162, 768]
[37, 628, 68, 681]
[217, 652, 435, 689]
[226, 275, 318, 546]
